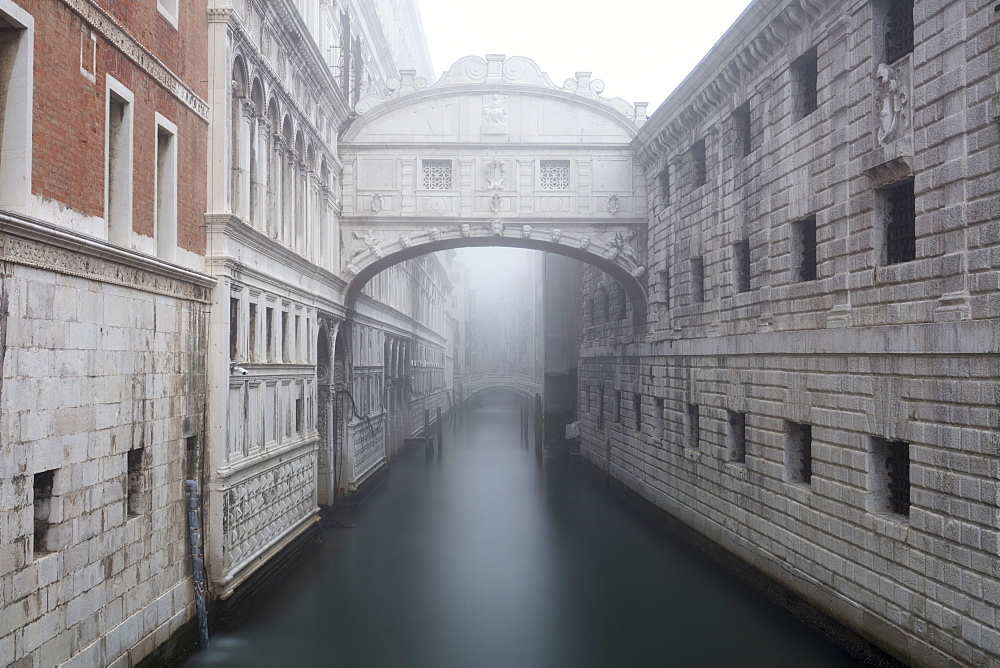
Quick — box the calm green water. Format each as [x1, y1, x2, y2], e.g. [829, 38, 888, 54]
[188, 391, 867, 667]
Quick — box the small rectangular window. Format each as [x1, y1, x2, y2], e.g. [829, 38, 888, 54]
[422, 159, 453, 190]
[792, 217, 817, 281]
[728, 411, 747, 463]
[294, 314, 301, 362]
[690, 139, 706, 187]
[539, 160, 570, 190]
[265, 307, 274, 362]
[791, 48, 818, 120]
[185, 435, 199, 481]
[598, 387, 605, 429]
[634, 393, 642, 430]
[686, 404, 700, 448]
[883, 0, 914, 64]
[157, 0, 179, 28]
[229, 297, 240, 361]
[614, 390, 622, 424]
[281, 311, 290, 363]
[106, 79, 134, 246]
[155, 116, 178, 261]
[126, 448, 148, 517]
[691, 256, 705, 303]
[785, 421, 813, 485]
[733, 102, 751, 158]
[733, 239, 751, 293]
[870, 437, 910, 518]
[658, 166, 670, 205]
[248, 303, 258, 362]
[33, 470, 56, 557]
[881, 180, 915, 265]
[653, 397, 665, 442]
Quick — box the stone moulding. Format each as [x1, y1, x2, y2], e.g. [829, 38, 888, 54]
[61, 0, 209, 120]
[0, 211, 215, 303]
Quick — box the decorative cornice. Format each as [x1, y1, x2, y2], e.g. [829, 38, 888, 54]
[0, 210, 214, 302]
[61, 0, 209, 121]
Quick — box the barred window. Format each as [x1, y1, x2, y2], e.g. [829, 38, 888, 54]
[422, 159, 452, 190]
[871, 437, 910, 517]
[792, 48, 818, 120]
[539, 160, 570, 190]
[785, 421, 812, 485]
[884, 0, 914, 64]
[733, 102, 751, 158]
[733, 239, 751, 292]
[792, 216, 817, 281]
[690, 139, 706, 187]
[882, 180, 915, 265]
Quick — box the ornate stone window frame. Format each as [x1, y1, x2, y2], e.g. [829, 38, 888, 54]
[157, 0, 179, 30]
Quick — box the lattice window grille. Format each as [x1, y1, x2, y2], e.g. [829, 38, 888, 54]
[422, 159, 452, 190]
[793, 217, 817, 281]
[885, 0, 914, 64]
[885, 180, 915, 264]
[539, 160, 570, 190]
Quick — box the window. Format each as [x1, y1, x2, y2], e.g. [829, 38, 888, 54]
[106, 76, 134, 246]
[659, 269, 670, 309]
[598, 386, 605, 429]
[791, 217, 817, 281]
[728, 411, 747, 463]
[690, 256, 705, 303]
[155, 115, 177, 261]
[422, 159, 452, 189]
[791, 48, 818, 120]
[294, 314, 301, 362]
[185, 435, 199, 481]
[126, 448, 148, 517]
[733, 102, 751, 158]
[658, 165, 670, 205]
[881, 0, 914, 64]
[248, 303, 258, 362]
[870, 437, 910, 517]
[229, 297, 240, 361]
[653, 397, 665, 441]
[265, 306, 274, 361]
[733, 239, 751, 292]
[685, 404, 700, 448]
[539, 160, 570, 190]
[33, 469, 55, 557]
[634, 393, 642, 430]
[157, 0, 179, 28]
[614, 390, 622, 424]
[281, 311, 290, 362]
[690, 139, 706, 187]
[881, 180, 915, 265]
[785, 421, 812, 485]
[295, 384, 304, 433]
[0, 3, 34, 212]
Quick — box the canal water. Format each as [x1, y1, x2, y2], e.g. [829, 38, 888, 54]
[188, 391, 870, 667]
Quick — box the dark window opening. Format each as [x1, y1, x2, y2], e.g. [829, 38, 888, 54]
[33, 470, 56, 557]
[883, 180, 916, 265]
[728, 411, 747, 463]
[229, 297, 240, 361]
[792, 48, 818, 120]
[734, 239, 751, 292]
[186, 435, 199, 481]
[126, 447, 148, 517]
[785, 421, 813, 485]
[654, 397, 665, 441]
[248, 303, 257, 362]
[617, 283, 627, 321]
[872, 437, 911, 517]
[614, 390, 622, 424]
[597, 387, 605, 430]
[265, 307, 274, 361]
[734, 102, 752, 158]
[792, 217, 818, 281]
[686, 404, 700, 448]
[691, 139, 707, 187]
[295, 397, 303, 433]
[659, 269, 670, 310]
[658, 165, 670, 205]
[634, 393, 642, 430]
[884, 0, 914, 64]
[691, 256, 705, 303]
[281, 311, 290, 363]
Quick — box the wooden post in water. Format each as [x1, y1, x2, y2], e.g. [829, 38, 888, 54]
[424, 409, 432, 455]
[436, 407, 443, 452]
[534, 393, 543, 459]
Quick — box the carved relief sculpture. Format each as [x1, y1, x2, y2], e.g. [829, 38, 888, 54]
[483, 94, 508, 126]
[874, 63, 908, 145]
[354, 230, 384, 258]
[460, 223, 472, 237]
[371, 193, 385, 214]
[521, 225, 532, 239]
[489, 192, 503, 213]
[490, 219, 505, 237]
[398, 234, 413, 248]
[428, 227, 441, 241]
[550, 229, 562, 243]
[486, 159, 505, 190]
[607, 193, 620, 215]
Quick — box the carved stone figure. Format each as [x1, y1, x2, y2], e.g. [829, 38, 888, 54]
[460, 223, 472, 237]
[354, 230, 384, 258]
[521, 225, 532, 239]
[579, 235, 591, 249]
[490, 192, 503, 213]
[490, 219, 504, 237]
[398, 234, 413, 248]
[486, 159, 505, 190]
[607, 193, 621, 215]
[550, 229, 562, 243]
[371, 193, 385, 214]
[483, 94, 508, 125]
[428, 227, 441, 241]
[874, 63, 908, 145]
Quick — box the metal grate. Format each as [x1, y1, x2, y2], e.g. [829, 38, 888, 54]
[793, 49, 818, 119]
[787, 422, 812, 484]
[734, 239, 751, 292]
[658, 166, 670, 205]
[422, 159, 452, 190]
[885, 440, 910, 516]
[691, 139, 706, 187]
[734, 102, 752, 158]
[885, 180, 915, 264]
[540, 160, 570, 189]
[885, 0, 914, 64]
[794, 217, 817, 281]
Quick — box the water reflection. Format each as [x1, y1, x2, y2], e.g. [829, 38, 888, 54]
[188, 391, 863, 667]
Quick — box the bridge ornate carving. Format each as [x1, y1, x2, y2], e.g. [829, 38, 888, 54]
[339, 55, 650, 323]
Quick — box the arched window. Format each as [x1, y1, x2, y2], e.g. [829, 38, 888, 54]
[230, 59, 248, 217]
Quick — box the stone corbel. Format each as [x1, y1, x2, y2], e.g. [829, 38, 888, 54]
[861, 154, 913, 188]
[241, 99, 255, 119]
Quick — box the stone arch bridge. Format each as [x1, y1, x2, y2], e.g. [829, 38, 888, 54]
[456, 373, 545, 402]
[339, 55, 650, 323]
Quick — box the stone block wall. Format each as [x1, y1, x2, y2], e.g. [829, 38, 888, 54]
[0, 214, 212, 666]
[580, 0, 1000, 663]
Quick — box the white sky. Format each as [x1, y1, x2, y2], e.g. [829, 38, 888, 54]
[417, 0, 756, 113]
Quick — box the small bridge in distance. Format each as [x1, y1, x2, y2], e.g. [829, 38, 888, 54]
[455, 373, 544, 402]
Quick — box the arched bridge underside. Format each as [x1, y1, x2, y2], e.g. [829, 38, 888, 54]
[458, 373, 544, 400]
[339, 55, 650, 324]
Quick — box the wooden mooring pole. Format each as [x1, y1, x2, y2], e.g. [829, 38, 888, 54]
[424, 409, 432, 455]
[534, 393, 543, 460]
[436, 407, 443, 452]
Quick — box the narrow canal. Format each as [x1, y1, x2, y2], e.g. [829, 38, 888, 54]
[188, 390, 875, 667]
